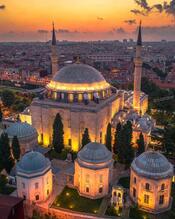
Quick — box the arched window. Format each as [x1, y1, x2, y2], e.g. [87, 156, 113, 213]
[133, 188, 136, 198]
[159, 195, 164, 205]
[161, 183, 165, 191]
[145, 183, 150, 190]
[134, 177, 137, 184]
[113, 191, 117, 197]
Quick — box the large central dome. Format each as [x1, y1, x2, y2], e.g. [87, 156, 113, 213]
[47, 63, 110, 92]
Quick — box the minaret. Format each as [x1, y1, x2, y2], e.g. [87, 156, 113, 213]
[133, 21, 142, 114]
[51, 22, 58, 76]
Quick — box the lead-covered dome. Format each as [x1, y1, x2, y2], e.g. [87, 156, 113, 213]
[47, 64, 110, 92]
[131, 151, 173, 179]
[17, 151, 51, 176]
[6, 122, 38, 140]
[78, 142, 112, 164]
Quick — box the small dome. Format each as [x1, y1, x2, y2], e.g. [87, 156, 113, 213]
[6, 122, 38, 139]
[17, 151, 51, 175]
[78, 142, 112, 164]
[47, 64, 110, 92]
[131, 151, 173, 179]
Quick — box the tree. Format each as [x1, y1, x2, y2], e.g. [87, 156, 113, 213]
[0, 133, 14, 173]
[105, 123, 112, 151]
[0, 108, 2, 123]
[52, 113, 64, 153]
[137, 132, 145, 156]
[113, 122, 122, 154]
[1, 90, 15, 107]
[12, 136, 20, 161]
[82, 128, 91, 147]
[115, 121, 134, 166]
[123, 121, 134, 166]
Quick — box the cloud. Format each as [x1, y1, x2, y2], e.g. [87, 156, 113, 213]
[134, 0, 150, 11]
[152, 4, 164, 13]
[115, 27, 126, 34]
[130, 9, 147, 16]
[0, 4, 5, 10]
[132, 0, 175, 17]
[38, 30, 49, 34]
[124, 19, 136, 25]
[163, 0, 175, 17]
[97, 17, 104, 21]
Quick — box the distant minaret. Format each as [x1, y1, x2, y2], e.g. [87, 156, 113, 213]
[51, 22, 58, 76]
[133, 21, 142, 114]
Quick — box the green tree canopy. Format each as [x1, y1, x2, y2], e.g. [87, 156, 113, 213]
[82, 128, 91, 147]
[0, 108, 2, 123]
[0, 133, 14, 173]
[1, 90, 15, 107]
[113, 122, 122, 154]
[52, 113, 64, 153]
[114, 121, 134, 166]
[137, 132, 145, 156]
[105, 123, 112, 151]
[12, 136, 20, 161]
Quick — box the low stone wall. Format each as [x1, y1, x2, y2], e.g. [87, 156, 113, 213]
[24, 202, 119, 219]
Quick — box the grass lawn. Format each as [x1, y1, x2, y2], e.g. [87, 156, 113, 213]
[118, 176, 130, 189]
[0, 175, 16, 195]
[53, 186, 103, 214]
[105, 206, 122, 217]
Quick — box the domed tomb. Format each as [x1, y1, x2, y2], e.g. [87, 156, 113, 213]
[74, 142, 113, 199]
[16, 151, 53, 202]
[130, 151, 173, 214]
[6, 122, 38, 155]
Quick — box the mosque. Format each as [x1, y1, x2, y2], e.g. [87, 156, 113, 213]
[13, 23, 174, 218]
[20, 23, 151, 152]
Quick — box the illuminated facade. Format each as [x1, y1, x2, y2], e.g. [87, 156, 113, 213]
[31, 63, 124, 151]
[130, 151, 173, 214]
[20, 23, 150, 152]
[16, 151, 53, 203]
[6, 122, 38, 155]
[74, 142, 113, 199]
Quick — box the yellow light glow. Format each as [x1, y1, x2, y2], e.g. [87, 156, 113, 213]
[47, 81, 110, 92]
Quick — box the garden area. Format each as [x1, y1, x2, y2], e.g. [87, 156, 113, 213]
[0, 174, 16, 195]
[46, 148, 77, 161]
[52, 186, 103, 214]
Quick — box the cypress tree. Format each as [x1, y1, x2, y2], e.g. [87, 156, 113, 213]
[113, 122, 122, 154]
[137, 132, 145, 156]
[52, 113, 64, 153]
[0, 137, 3, 171]
[105, 123, 112, 151]
[123, 121, 134, 166]
[82, 128, 91, 147]
[0, 108, 2, 123]
[12, 136, 21, 161]
[0, 133, 14, 173]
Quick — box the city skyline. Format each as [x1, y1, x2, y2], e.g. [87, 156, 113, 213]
[0, 0, 175, 41]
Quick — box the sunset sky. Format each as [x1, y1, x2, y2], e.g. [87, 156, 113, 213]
[0, 0, 175, 41]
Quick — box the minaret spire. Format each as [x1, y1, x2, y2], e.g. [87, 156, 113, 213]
[51, 22, 58, 76]
[133, 21, 143, 115]
[52, 22, 57, 46]
[137, 21, 142, 46]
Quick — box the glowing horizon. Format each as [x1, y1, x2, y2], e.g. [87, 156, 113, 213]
[0, 0, 174, 41]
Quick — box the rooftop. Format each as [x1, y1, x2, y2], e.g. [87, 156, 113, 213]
[131, 151, 174, 179]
